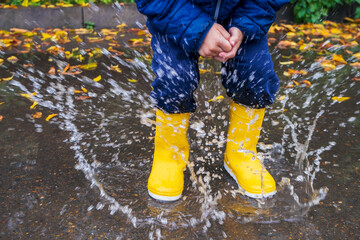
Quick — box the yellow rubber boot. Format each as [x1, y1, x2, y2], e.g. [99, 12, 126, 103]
[224, 101, 276, 198]
[148, 109, 190, 201]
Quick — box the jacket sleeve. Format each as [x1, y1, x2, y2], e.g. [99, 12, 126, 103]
[229, 0, 289, 41]
[135, 0, 215, 53]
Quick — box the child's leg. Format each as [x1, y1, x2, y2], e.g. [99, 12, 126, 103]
[222, 36, 279, 109]
[222, 36, 278, 198]
[150, 33, 200, 113]
[148, 33, 200, 201]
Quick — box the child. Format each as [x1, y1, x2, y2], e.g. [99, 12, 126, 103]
[135, 0, 289, 201]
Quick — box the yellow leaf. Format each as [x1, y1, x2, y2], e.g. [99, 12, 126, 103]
[32, 112, 42, 119]
[199, 68, 211, 74]
[30, 101, 38, 109]
[0, 58, 3, 65]
[0, 102, 4, 105]
[353, 52, 360, 60]
[73, 90, 82, 93]
[320, 61, 336, 71]
[208, 95, 224, 102]
[93, 75, 101, 82]
[45, 113, 58, 121]
[116, 23, 127, 29]
[277, 95, 286, 101]
[331, 96, 350, 102]
[128, 79, 138, 83]
[0, 75, 13, 81]
[81, 87, 88, 93]
[279, 61, 294, 65]
[20, 92, 37, 100]
[286, 32, 296, 38]
[7, 56, 18, 64]
[332, 54, 347, 64]
[78, 62, 97, 70]
[21, 0, 28, 7]
[110, 65, 122, 73]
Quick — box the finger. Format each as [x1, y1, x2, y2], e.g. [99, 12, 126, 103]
[216, 24, 231, 40]
[219, 47, 237, 59]
[229, 28, 243, 46]
[217, 36, 232, 52]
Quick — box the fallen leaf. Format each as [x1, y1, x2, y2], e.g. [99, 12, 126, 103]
[283, 69, 309, 77]
[81, 87, 88, 93]
[332, 96, 350, 102]
[279, 61, 294, 65]
[32, 112, 42, 118]
[352, 77, 360, 81]
[108, 47, 124, 56]
[110, 65, 122, 73]
[301, 80, 312, 87]
[45, 113, 58, 121]
[199, 68, 211, 74]
[77, 96, 91, 100]
[93, 75, 101, 82]
[320, 61, 336, 71]
[353, 52, 360, 60]
[292, 80, 299, 86]
[332, 54, 347, 64]
[48, 67, 56, 75]
[350, 62, 360, 69]
[208, 95, 224, 102]
[128, 79, 138, 83]
[73, 90, 83, 93]
[277, 95, 286, 101]
[0, 75, 13, 81]
[7, 56, 18, 64]
[20, 92, 37, 99]
[0, 115, 3, 121]
[268, 37, 277, 43]
[78, 62, 97, 70]
[30, 101, 38, 109]
[0, 59, 3, 65]
[277, 40, 298, 49]
[23, 63, 34, 67]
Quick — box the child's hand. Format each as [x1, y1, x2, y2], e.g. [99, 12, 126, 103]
[217, 27, 244, 62]
[198, 23, 232, 59]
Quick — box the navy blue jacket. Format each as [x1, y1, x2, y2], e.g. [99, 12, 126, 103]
[136, 0, 289, 53]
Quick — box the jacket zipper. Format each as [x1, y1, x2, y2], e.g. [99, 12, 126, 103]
[214, 0, 222, 22]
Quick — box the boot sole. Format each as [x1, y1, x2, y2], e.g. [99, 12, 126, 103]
[224, 162, 276, 199]
[148, 190, 182, 202]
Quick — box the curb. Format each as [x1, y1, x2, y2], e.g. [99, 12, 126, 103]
[0, 3, 147, 30]
[0, 3, 358, 30]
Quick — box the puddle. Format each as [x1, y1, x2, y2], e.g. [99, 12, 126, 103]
[0, 22, 359, 239]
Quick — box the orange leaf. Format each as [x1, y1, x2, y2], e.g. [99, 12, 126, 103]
[301, 80, 312, 87]
[32, 112, 42, 119]
[48, 67, 56, 75]
[277, 40, 298, 49]
[350, 62, 360, 69]
[77, 96, 91, 100]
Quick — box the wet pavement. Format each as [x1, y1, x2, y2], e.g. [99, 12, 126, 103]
[0, 22, 360, 239]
